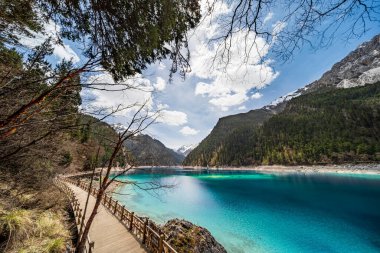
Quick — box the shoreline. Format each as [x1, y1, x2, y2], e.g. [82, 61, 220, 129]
[133, 164, 380, 176]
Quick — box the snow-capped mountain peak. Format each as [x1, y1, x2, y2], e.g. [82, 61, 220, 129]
[176, 144, 198, 156]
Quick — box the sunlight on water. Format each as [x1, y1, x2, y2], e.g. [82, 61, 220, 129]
[113, 169, 380, 253]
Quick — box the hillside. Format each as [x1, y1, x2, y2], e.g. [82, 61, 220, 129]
[66, 115, 184, 168]
[186, 83, 380, 166]
[184, 109, 274, 165]
[184, 34, 380, 166]
[124, 134, 184, 165]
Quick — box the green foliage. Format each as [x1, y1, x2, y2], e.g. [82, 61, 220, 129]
[0, 45, 22, 68]
[0, 44, 82, 192]
[185, 83, 380, 166]
[41, 0, 201, 80]
[2, 0, 201, 80]
[0, 0, 42, 45]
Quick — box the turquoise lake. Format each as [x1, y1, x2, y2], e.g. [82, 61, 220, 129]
[113, 169, 380, 253]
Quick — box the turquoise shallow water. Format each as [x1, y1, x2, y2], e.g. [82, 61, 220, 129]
[113, 170, 380, 253]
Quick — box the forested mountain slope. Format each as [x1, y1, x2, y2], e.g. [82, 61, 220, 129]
[185, 83, 380, 166]
[124, 134, 184, 165]
[184, 34, 380, 167]
[68, 115, 184, 168]
[184, 109, 275, 165]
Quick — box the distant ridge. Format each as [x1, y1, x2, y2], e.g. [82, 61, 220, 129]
[124, 134, 184, 166]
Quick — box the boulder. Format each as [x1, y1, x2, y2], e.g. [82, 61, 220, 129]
[161, 219, 227, 253]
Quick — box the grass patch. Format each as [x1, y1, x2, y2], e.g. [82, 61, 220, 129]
[0, 209, 70, 252]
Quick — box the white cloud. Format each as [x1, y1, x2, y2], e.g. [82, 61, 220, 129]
[190, 2, 279, 111]
[209, 93, 248, 111]
[81, 72, 154, 117]
[154, 77, 167, 91]
[263, 12, 274, 24]
[272, 21, 287, 37]
[157, 103, 169, 110]
[238, 105, 246, 110]
[251, 92, 263, 99]
[180, 126, 199, 136]
[81, 72, 189, 128]
[157, 110, 188, 126]
[18, 20, 80, 63]
[52, 44, 79, 63]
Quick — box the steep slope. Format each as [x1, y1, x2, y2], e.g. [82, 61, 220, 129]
[125, 134, 185, 165]
[184, 34, 380, 166]
[305, 34, 380, 91]
[62, 114, 122, 171]
[185, 109, 274, 166]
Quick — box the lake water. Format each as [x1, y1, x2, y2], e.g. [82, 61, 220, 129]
[113, 169, 380, 253]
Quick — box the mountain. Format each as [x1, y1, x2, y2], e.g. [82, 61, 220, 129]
[265, 34, 380, 110]
[124, 134, 185, 166]
[176, 144, 198, 156]
[184, 34, 380, 166]
[67, 117, 184, 168]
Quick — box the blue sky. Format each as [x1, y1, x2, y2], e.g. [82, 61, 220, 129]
[19, 2, 380, 150]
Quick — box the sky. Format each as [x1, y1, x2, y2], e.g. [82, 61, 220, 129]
[19, 1, 380, 150]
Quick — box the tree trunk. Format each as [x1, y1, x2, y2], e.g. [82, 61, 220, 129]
[75, 188, 104, 253]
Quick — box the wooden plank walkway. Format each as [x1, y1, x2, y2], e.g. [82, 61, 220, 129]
[67, 183, 147, 253]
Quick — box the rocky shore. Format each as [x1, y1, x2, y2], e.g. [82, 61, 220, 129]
[162, 219, 226, 253]
[181, 164, 380, 175]
[145, 218, 226, 253]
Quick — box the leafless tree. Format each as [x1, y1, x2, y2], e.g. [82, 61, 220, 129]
[75, 101, 162, 253]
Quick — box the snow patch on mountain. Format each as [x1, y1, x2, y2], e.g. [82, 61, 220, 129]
[265, 86, 309, 108]
[111, 123, 128, 133]
[337, 67, 380, 88]
[177, 144, 198, 156]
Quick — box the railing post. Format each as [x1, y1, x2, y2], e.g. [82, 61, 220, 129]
[89, 241, 95, 253]
[142, 218, 148, 244]
[114, 201, 118, 214]
[108, 196, 112, 207]
[78, 210, 82, 226]
[121, 206, 125, 221]
[129, 212, 134, 231]
[158, 234, 164, 253]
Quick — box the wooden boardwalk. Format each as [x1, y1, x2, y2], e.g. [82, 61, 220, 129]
[67, 183, 147, 253]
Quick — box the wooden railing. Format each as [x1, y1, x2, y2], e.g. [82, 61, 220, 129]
[60, 176, 178, 253]
[54, 179, 95, 253]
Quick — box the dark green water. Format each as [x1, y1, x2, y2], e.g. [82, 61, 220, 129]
[113, 170, 380, 253]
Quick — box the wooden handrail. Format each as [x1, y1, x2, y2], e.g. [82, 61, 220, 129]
[59, 176, 178, 253]
[54, 179, 95, 253]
